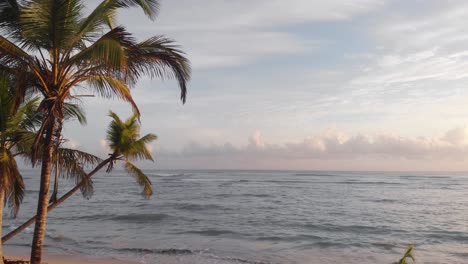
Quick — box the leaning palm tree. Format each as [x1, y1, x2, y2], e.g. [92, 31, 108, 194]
[2, 111, 156, 243]
[0, 1, 190, 263]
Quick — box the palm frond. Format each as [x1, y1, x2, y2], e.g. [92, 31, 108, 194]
[118, 0, 159, 19]
[10, 96, 41, 131]
[14, 131, 37, 159]
[105, 111, 156, 161]
[124, 161, 152, 198]
[125, 133, 156, 161]
[106, 111, 124, 152]
[19, 0, 84, 50]
[0, 64, 41, 111]
[85, 75, 139, 114]
[7, 170, 25, 218]
[57, 148, 102, 172]
[73, 0, 159, 50]
[0, 0, 22, 40]
[0, 149, 25, 217]
[72, 164, 94, 199]
[68, 26, 134, 70]
[0, 35, 31, 65]
[108, 110, 123, 126]
[398, 245, 416, 264]
[127, 36, 190, 103]
[63, 102, 86, 125]
[55, 148, 101, 198]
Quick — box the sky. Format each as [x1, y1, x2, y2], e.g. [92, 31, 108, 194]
[62, 0, 468, 171]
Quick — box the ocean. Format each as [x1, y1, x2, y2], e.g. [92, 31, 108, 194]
[3, 170, 468, 263]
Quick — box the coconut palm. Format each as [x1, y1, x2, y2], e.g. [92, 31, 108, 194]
[0, 72, 102, 263]
[0, 73, 34, 263]
[2, 111, 156, 244]
[0, 1, 190, 262]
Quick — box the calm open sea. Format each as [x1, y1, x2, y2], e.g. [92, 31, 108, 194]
[3, 170, 468, 263]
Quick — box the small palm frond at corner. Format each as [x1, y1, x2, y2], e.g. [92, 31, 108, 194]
[398, 244, 416, 264]
[124, 161, 153, 199]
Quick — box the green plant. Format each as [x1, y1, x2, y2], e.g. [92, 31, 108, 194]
[398, 245, 416, 264]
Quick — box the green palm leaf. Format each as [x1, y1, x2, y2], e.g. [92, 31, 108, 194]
[63, 102, 86, 125]
[398, 245, 416, 264]
[127, 36, 191, 102]
[84, 75, 139, 114]
[68, 26, 134, 70]
[124, 160, 152, 199]
[5, 156, 25, 217]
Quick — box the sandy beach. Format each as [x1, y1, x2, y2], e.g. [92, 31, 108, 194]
[4, 254, 139, 264]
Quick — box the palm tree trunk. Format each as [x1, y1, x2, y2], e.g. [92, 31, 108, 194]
[0, 190, 5, 264]
[50, 121, 62, 204]
[30, 120, 57, 264]
[2, 157, 113, 244]
[50, 157, 59, 204]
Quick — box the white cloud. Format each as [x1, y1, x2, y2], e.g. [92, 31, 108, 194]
[442, 126, 468, 145]
[248, 130, 266, 149]
[61, 1, 468, 172]
[161, 126, 468, 162]
[63, 139, 81, 149]
[178, 30, 310, 69]
[100, 139, 111, 153]
[117, 0, 385, 69]
[155, 0, 385, 30]
[351, 2, 468, 95]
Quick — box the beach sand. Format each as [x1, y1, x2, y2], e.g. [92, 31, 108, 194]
[4, 254, 139, 264]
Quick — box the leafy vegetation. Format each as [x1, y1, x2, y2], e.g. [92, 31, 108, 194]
[0, 0, 190, 263]
[0, 72, 102, 263]
[2, 112, 157, 248]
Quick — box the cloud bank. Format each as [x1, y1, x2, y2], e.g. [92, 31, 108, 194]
[156, 127, 468, 171]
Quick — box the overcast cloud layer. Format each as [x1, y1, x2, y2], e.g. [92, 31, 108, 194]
[61, 0, 468, 171]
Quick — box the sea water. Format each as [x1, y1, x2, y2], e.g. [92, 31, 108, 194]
[4, 170, 468, 263]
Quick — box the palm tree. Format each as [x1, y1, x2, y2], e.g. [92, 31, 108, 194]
[2, 111, 156, 244]
[0, 1, 190, 263]
[0, 72, 102, 262]
[0, 73, 33, 263]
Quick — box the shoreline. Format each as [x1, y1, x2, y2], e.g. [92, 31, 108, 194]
[4, 254, 140, 264]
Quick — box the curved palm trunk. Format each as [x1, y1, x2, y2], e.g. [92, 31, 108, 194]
[30, 120, 57, 264]
[0, 190, 5, 264]
[2, 157, 113, 244]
